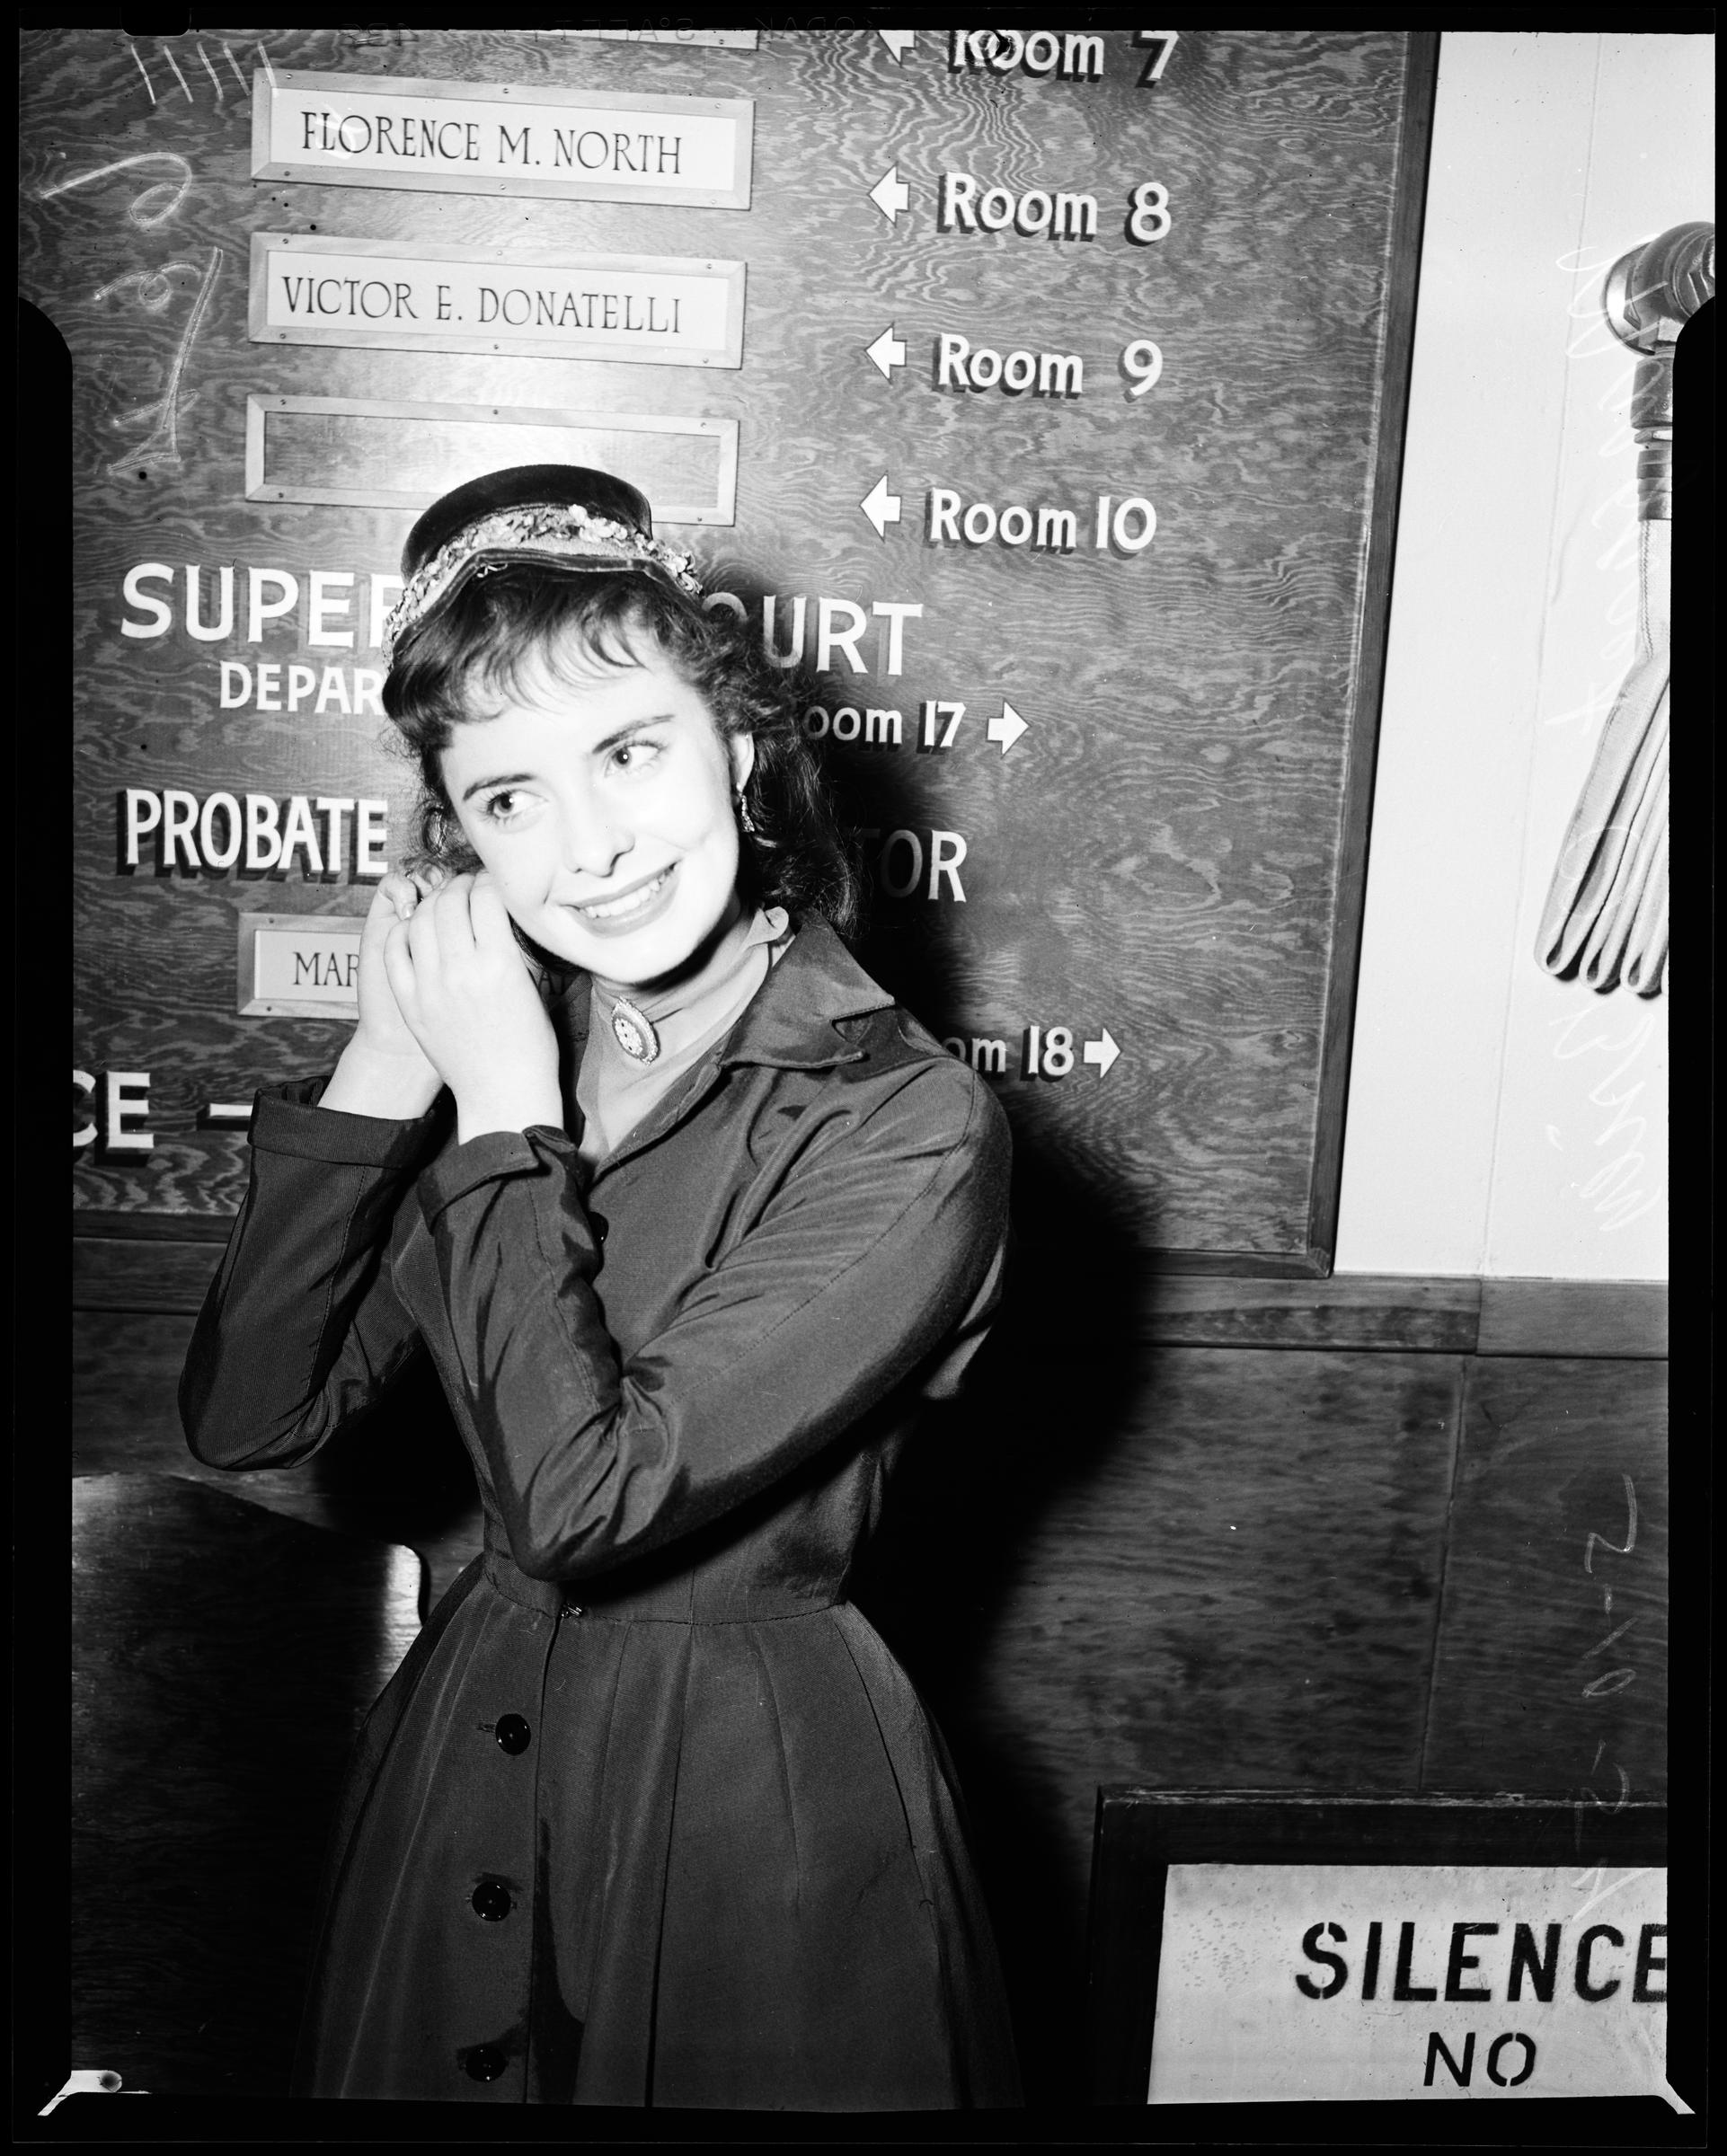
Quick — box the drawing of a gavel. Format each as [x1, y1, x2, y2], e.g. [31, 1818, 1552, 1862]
[1536, 220, 1713, 996]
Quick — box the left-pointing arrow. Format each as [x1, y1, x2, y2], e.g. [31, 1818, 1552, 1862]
[1083, 1029, 1120, 1078]
[864, 324, 907, 378]
[861, 474, 902, 538]
[878, 31, 916, 61]
[869, 165, 910, 225]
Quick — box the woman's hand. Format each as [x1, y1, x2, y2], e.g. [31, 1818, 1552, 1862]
[383, 870, 564, 1144]
[320, 870, 447, 1120]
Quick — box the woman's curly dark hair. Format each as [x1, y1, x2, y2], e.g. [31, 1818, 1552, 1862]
[383, 566, 864, 941]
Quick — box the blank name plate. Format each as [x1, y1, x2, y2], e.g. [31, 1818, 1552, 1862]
[245, 394, 739, 524]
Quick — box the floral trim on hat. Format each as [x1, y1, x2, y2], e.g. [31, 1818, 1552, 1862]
[383, 500, 704, 662]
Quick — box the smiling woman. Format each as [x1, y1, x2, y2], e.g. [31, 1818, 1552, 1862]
[441, 635, 754, 979]
[179, 466, 1022, 2110]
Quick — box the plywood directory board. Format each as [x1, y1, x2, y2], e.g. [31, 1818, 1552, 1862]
[32, 28, 1434, 1268]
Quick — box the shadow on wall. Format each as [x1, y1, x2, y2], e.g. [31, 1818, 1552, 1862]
[849, 1195, 1151, 2108]
[816, 711, 1156, 2107]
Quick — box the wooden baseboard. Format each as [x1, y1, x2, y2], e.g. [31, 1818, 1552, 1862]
[73, 1214, 1667, 1357]
[74, 1208, 235, 1242]
[1476, 1277, 1668, 1358]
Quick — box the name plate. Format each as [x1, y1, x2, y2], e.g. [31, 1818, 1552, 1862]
[238, 914, 364, 1019]
[248, 234, 745, 369]
[246, 395, 738, 524]
[252, 69, 754, 209]
[1147, 1862, 1675, 2107]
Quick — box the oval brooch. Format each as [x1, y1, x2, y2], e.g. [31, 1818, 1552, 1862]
[608, 996, 660, 1065]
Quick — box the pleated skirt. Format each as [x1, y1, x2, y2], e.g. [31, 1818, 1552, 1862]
[292, 1554, 1022, 2109]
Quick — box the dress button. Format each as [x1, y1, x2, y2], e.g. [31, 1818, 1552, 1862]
[471, 1879, 513, 1922]
[562, 1604, 584, 1620]
[494, 1714, 531, 1754]
[464, 2044, 507, 2082]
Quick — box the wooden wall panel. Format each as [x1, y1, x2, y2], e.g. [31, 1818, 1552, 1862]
[961, 1348, 1464, 1792]
[74, 1309, 487, 1604]
[73, 1475, 421, 2096]
[75, 1310, 203, 1463]
[1420, 1356, 1669, 1800]
[29, 27, 1432, 1263]
[74, 1236, 224, 1313]
[851, 1339, 1463, 2099]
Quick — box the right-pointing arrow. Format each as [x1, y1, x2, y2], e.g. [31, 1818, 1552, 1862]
[864, 324, 907, 379]
[860, 473, 901, 538]
[1083, 1029, 1120, 1077]
[987, 700, 1028, 754]
[869, 164, 910, 225]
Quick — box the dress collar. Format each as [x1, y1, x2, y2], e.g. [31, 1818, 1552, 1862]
[714, 915, 894, 1069]
[546, 913, 890, 1074]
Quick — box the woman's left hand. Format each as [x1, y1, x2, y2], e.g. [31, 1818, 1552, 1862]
[382, 871, 564, 1144]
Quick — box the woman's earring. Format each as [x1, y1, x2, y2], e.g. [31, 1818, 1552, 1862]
[736, 788, 757, 837]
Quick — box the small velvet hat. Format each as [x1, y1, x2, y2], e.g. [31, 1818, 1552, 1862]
[382, 464, 703, 662]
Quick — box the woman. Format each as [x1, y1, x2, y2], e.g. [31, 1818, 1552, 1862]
[180, 465, 1021, 2110]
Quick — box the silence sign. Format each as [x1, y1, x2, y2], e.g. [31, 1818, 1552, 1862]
[1146, 1863, 1682, 2108]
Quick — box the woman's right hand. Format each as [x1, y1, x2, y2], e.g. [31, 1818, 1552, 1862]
[354, 870, 446, 1062]
[320, 870, 447, 1118]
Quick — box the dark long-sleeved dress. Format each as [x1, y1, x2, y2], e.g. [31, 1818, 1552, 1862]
[179, 916, 1022, 2109]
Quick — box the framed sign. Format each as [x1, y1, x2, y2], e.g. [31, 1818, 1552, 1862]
[1087, 1790, 1679, 2114]
[235, 912, 364, 1019]
[247, 234, 747, 370]
[251, 68, 755, 208]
